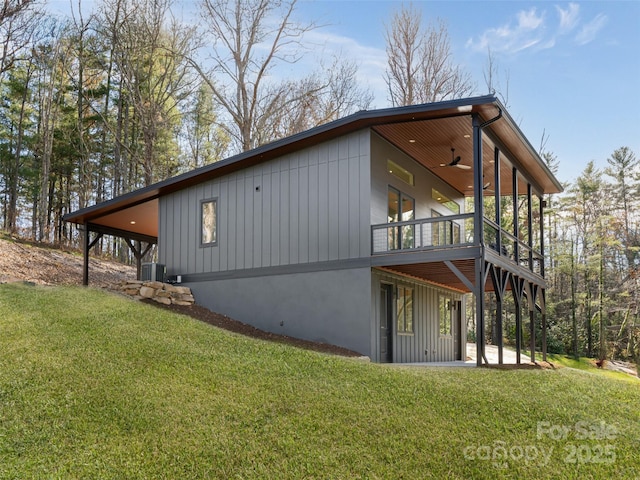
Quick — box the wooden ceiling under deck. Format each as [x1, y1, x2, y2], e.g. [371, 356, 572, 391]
[373, 117, 539, 198]
[377, 260, 477, 294]
[377, 254, 545, 294]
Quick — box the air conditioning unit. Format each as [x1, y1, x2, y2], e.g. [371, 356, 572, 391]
[141, 263, 165, 282]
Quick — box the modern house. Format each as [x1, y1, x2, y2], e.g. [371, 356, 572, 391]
[64, 96, 563, 365]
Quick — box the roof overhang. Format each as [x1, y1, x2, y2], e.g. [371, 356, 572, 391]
[63, 95, 563, 240]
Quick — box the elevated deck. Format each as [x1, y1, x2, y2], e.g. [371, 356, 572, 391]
[371, 214, 545, 293]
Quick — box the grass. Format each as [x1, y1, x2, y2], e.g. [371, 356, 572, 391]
[547, 353, 638, 383]
[1, 283, 639, 479]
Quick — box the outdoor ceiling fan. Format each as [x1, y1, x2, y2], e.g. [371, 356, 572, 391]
[440, 148, 471, 170]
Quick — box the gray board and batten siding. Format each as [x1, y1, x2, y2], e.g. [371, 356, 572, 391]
[159, 130, 371, 275]
[159, 130, 376, 356]
[372, 269, 465, 363]
[158, 128, 466, 361]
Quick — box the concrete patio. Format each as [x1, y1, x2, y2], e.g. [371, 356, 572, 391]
[402, 343, 531, 367]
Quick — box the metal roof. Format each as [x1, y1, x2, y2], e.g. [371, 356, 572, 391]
[63, 95, 563, 239]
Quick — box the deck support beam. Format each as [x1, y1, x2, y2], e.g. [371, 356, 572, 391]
[489, 265, 511, 365]
[444, 260, 475, 292]
[125, 239, 155, 280]
[80, 222, 157, 286]
[510, 275, 524, 364]
[540, 288, 547, 362]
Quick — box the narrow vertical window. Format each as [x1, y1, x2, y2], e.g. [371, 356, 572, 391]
[397, 286, 414, 334]
[388, 187, 400, 250]
[201, 199, 217, 246]
[388, 186, 415, 250]
[453, 223, 461, 244]
[439, 295, 452, 336]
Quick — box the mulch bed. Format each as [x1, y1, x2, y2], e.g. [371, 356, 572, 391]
[142, 299, 364, 358]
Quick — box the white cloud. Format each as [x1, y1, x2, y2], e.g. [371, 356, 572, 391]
[467, 4, 607, 54]
[574, 13, 608, 45]
[517, 8, 545, 30]
[556, 3, 581, 34]
[287, 29, 389, 107]
[466, 8, 546, 54]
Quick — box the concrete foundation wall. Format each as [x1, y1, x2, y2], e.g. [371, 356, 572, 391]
[186, 267, 373, 357]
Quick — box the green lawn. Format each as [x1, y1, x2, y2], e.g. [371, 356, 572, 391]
[547, 353, 638, 382]
[1, 283, 638, 479]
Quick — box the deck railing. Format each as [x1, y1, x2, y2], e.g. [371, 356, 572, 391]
[371, 214, 543, 276]
[482, 218, 543, 275]
[371, 214, 474, 254]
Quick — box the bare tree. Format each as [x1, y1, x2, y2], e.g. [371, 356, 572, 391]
[181, 80, 230, 170]
[196, 0, 319, 151]
[483, 46, 509, 107]
[384, 3, 474, 106]
[99, 0, 198, 186]
[262, 56, 372, 141]
[196, 0, 371, 152]
[33, 23, 66, 242]
[0, 0, 41, 75]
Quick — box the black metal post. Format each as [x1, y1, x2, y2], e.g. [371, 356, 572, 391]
[494, 147, 501, 254]
[529, 284, 536, 363]
[82, 223, 89, 286]
[527, 183, 533, 270]
[512, 168, 519, 262]
[540, 195, 545, 277]
[511, 276, 522, 365]
[473, 114, 486, 366]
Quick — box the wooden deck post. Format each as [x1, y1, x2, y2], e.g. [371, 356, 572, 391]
[495, 277, 504, 365]
[541, 289, 547, 361]
[475, 259, 486, 366]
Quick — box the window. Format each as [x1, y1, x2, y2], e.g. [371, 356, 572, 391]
[201, 199, 217, 246]
[388, 186, 415, 250]
[431, 209, 447, 246]
[397, 286, 414, 334]
[432, 188, 460, 214]
[453, 223, 461, 244]
[387, 159, 414, 186]
[431, 209, 462, 246]
[439, 295, 452, 336]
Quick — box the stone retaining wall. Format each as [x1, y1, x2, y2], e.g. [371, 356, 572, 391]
[116, 280, 195, 306]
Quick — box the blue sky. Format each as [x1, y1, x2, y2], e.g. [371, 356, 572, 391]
[295, 0, 640, 184]
[47, 0, 640, 185]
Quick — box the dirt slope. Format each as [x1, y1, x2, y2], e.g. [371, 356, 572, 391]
[0, 235, 135, 287]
